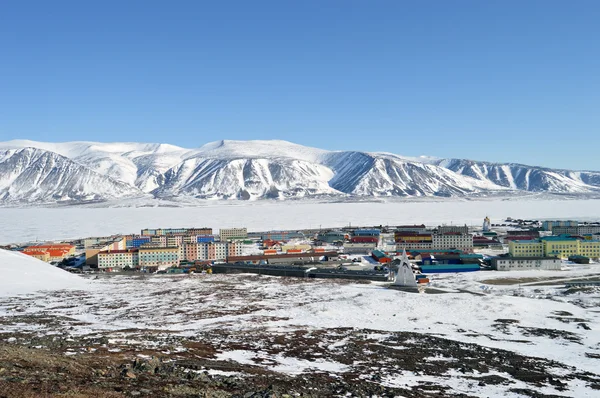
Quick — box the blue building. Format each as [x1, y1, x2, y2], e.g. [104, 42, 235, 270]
[353, 229, 381, 237]
[128, 236, 151, 248]
[197, 235, 215, 243]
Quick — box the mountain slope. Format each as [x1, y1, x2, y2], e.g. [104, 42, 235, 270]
[0, 148, 142, 203]
[1, 139, 600, 204]
[432, 159, 600, 193]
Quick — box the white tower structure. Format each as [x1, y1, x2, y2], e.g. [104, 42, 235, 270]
[483, 216, 491, 232]
[393, 249, 417, 287]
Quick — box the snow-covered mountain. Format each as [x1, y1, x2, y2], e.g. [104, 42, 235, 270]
[1, 139, 599, 204]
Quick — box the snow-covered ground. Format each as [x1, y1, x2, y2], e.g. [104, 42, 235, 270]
[0, 249, 89, 296]
[0, 262, 599, 396]
[2, 198, 600, 244]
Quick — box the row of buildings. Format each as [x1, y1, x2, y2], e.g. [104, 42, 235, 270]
[509, 235, 600, 258]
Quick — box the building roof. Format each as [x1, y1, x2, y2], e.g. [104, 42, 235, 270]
[25, 244, 74, 249]
[99, 249, 139, 255]
[493, 256, 558, 261]
[396, 225, 426, 228]
[511, 239, 541, 243]
[540, 235, 578, 241]
[24, 251, 49, 256]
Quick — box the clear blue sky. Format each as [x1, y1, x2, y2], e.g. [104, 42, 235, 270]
[1, 1, 598, 169]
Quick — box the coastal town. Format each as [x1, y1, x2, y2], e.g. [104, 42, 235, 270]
[4, 217, 600, 284]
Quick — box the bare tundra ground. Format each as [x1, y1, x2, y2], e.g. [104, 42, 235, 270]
[1, 273, 599, 397]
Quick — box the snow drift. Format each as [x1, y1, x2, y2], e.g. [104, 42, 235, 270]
[0, 249, 88, 296]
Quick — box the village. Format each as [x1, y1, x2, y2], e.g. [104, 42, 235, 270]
[4, 217, 600, 286]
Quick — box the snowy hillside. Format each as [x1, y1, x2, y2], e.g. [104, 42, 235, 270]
[0, 249, 88, 296]
[1, 139, 600, 204]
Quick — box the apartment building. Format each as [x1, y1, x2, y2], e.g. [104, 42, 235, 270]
[138, 247, 180, 270]
[437, 225, 469, 234]
[508, 240, 544, 257]
[509, 236, 600, 258]
[542, 220, 577, 231]
[431, 232, 473, 251]
[23, 244, 76, 262]
[140, 228, 213, 236]
[219, 228, 248, 241]
[85, 238, 127, 265]
[196, 242, 242, 261]
[98, 249, 139, 270]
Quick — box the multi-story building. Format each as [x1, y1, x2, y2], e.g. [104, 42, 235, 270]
[553, 225, 600, 235]
[98, 249, 139, 270]
[437, 225, 469, 234]
[24, 250, 50, 262]
[85, 238, 127, 266]
[395, 232, 432, 243]
[542, 220, 578, 231]
[395, 225, 428, 234]
[196, 242, 242, 261]
[431, 232, 473, 251]
[140, 228, 213, 236]
[182, 242, 242, 262]
[138, 247, 180, 270]
[491, 257, 561, 271]
[127, 236, 151, 248]
[219, 228, 248, 241]
[24, 244, 76, 256]
[260, 231, 305, 241]
[510, 236, 600, 258]
[508, 240, 544, 257]
[23, 244, 76, 262]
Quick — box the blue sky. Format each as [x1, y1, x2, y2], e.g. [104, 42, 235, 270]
[0, 1, 598, 169]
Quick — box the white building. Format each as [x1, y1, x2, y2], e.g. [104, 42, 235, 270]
[219, 227, 248, 241]
[432, 232, 473, 251]
[343, 243, 377, 254]
[491, 257, 561, 271]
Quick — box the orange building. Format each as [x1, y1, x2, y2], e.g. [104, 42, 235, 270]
[24, 250, 51, 262]
[23, 244, 75, 262]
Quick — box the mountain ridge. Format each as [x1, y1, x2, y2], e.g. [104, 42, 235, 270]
[0, 139, 599, 204]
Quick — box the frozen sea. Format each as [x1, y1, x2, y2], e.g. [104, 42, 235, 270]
[2, 198, 600, 244]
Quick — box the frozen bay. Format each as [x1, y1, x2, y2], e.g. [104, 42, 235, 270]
[2, 198, 600, 244]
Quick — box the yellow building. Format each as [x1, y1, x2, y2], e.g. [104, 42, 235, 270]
[578, 240, 600, 258]
[509, 240, 544, 257]
[24, 251, 51, 262]
[510, 236, 600, 259]
[541, 237, 579, 258]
